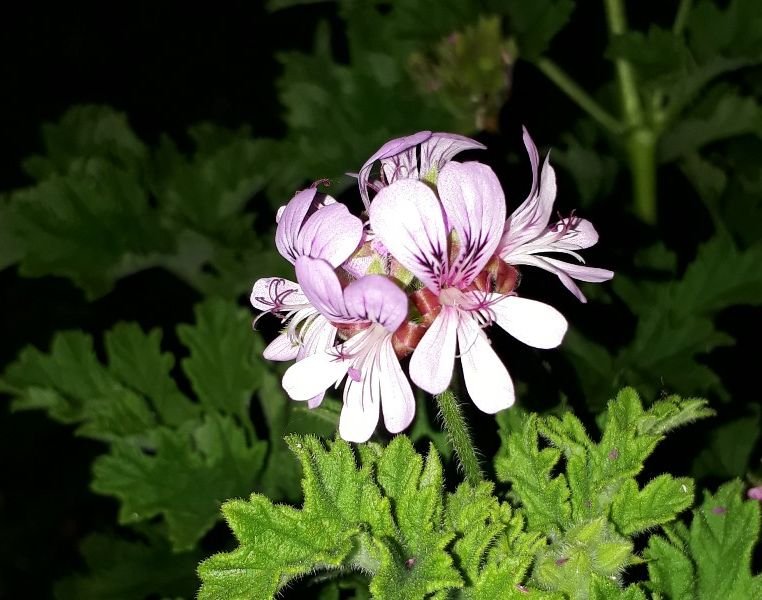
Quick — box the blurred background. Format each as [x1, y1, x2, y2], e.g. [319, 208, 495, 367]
[1, 1, 760, 597]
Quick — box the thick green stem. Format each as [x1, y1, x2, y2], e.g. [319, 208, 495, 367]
[604, 0, 658, 224]
[536, 58, 624, 135]
[626, 128, 658, 225]
[435, 390, 482, 486]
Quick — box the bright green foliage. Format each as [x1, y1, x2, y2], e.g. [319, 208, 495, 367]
[199, 434, 571, 599]
[0, 299, 277, 551]
[198, 435, 461, 599]
[55, 529, 200, 600]
[495, 388, 711, 597]
[645, 480, 762, 599]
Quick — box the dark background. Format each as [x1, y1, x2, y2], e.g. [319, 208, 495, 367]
[0, 2, 757, 597]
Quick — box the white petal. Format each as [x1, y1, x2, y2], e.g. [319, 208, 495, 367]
[263, 334, 299, 361]
[457, 316, 514, 413]
[250, 277, 305, 311]
[379, 342, 415, 433]
[490, 295, 567, 349]
[282, 351, 349, 401]
[338, 368, 380, 443]
[409, 307, 458, 394]
[297, 316, 337, 361]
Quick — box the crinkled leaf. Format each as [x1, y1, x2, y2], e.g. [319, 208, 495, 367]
[92, 413, 266, 551]
[177, 298, 262, 417]
[198, 436, 462, 600]
[10, 159, 173, 298]
[646, 480, 762, 600]
[495, 412, 572, 533]
[610, 476, 694, 536]
[22, 104, 147, 180]
[55, 531, 200, 600]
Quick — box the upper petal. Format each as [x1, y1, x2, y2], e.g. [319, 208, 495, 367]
[343, 275, 409, 332]
[438, 161, 506, 286]
[297, 202, 363, 267]
[250, 277, 306, 311]
[275, 188, 317, 263]
[294, 256, 351, 322]
[369, 179, 449, 293]
[358, 131, 432, 210]
[490, 295, 567, 349]
[457, 315, 514, 413]
[418, 133, 486, 182]
[409, 307, 458, 394]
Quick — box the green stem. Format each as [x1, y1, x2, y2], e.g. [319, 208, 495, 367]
[435, 390, 482, 486]
[603, 0, 658, 224]
[536, 58, 624, 135]
[673, 0, 693, 35]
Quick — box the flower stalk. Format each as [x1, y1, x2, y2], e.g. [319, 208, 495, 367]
[435, 389, 483, 486]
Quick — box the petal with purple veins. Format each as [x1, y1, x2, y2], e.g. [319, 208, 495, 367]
[370, 179, 449, 293]
[418, 132, 486, 182]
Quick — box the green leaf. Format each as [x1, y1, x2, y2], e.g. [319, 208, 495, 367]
[55, 530, 200, 600]
[105, 322, 197, 426]
[504, 1, 575, 60]
[495, 413, 572, 533]
[660, 89, 761, 163]
[646, 480, 762, 600]
[10, 159, 174, 298]
[92, 413, 266, 551]
[177, 298, 262, 417]
[22, 105, 147, 180]
[687, 0, 762, 63]
[199, 436, 462, 600]
[693, 405, 761, 479]
[610, 475, 694, 535]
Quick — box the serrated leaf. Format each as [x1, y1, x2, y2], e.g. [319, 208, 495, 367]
[177, 298, 262, 417]
[105, 323, 198, 426]
[495, 413, 572, 533]
[92, 413, 266, 551]
[22, 105, 147, 180]
[10, 159, 174, 298]
[55, 531, 200, 600]
[610, 475, 694, 535]
[644, 535, 695, 599]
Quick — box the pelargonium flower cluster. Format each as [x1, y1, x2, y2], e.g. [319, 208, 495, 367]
[251, 129, 613, 442]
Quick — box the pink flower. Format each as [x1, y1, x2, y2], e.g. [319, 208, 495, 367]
[370, 160, 567, 412]
[357, 131, 485, 210]
[281, 257, 413, 442]
[748, 486, 762, 501]
[250, 187, 363, 407]
[497, 128, 614, 302]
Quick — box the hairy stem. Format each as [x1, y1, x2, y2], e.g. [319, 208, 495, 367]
[536, 58, 624, 135]
[603, 0, 657, 224]
[435, 389, 482, 486]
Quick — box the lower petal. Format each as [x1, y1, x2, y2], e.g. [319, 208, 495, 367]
[263, 333, 299, 361]
[410, 307, 458, 394]
[457, 316, 515, 413]
[338, 371, 380, 443]
[282, 351, 349, 401]
[297, 316, 337, 361]
[379, 342, 415, 434]
[490, 295, 568, 349]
